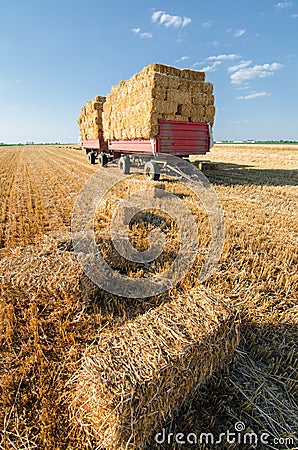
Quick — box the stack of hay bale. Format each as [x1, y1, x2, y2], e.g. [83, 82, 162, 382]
[102, 63, 215, 140]
[77, 96, 106, 141]
[77, 63, 215, 142]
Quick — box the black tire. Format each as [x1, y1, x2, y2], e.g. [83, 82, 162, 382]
[88, 152, 96, 164]
[144, 161, 160, 181]
[118, 156, 130, 174]
[98, 152, 108, 167]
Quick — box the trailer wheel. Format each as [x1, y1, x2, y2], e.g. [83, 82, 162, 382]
[118, 156, 130, 174]
[98, 152, 108, 167]
[88, 153, 96, 164]
[144, 161, 160, 181]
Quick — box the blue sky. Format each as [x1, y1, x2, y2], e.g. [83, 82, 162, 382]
[0, 0, 297, 143]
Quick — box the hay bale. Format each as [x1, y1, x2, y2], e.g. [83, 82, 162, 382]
[71, 289, 239, 449]
[103, 63, 215, 141]
[78, 95, 106, 141]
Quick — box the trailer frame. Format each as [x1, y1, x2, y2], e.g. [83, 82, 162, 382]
[81, 119, 213, 180]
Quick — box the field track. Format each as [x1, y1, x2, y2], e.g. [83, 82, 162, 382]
[0, 144, 297, 449]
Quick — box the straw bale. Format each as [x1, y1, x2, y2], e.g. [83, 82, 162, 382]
[166, 76, 181, 89]
[205, 105, 216, 121]
[179, 78, 191, 90]
[151, 73, 170, 89]
[147, 63, 205, 82]
[71, 290, 239, 450]
[151, 99, 177, 115]
[95, 95, 107, 103]
[181, 104, 192, 117]
[202, 82, 213, 95]
[192, 93, 210, 105]
[166, 88, 191, 104]
[149, 63, 181, 78]
[189, 81, 212, 95]
[181, 68, 205, 82]
[151, 86, 167, 100]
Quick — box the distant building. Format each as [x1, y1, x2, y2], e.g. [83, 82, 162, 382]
[26, 141, 34, 145]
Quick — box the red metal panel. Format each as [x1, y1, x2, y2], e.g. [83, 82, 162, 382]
[109, 139, 155, 154]
[82, 139, 101, 149]
[158, 119, 210, 156]
[82, 130, 108, 150]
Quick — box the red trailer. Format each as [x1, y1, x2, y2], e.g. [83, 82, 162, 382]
[81, 119, 213, 180]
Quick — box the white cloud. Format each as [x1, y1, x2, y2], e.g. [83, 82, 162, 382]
[132, 28, 152, 38]
[191, 61, 204, 68]
[192, 54, 240, 72]
[285, 53, 297, 64]
[207, 53, 240, 61]
[234, 84, 251, 90]
[230, 62, 283, 84]
[233, 28, 246, 37]
[275, 1, 293, 9]
[228, 60, 252, 73]
[152, 10, 191, 28]
[227, 28, 246, 38]
[237, 91, 269, 100]
[291, 13, 298, 17]
[201, 61, 222, 72]
[202, 20, 212, 28]
[176, 56, 190, 62]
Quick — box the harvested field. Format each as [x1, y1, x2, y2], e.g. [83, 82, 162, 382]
[0, 146, 95, 251]
[0, 144, 297, 449]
